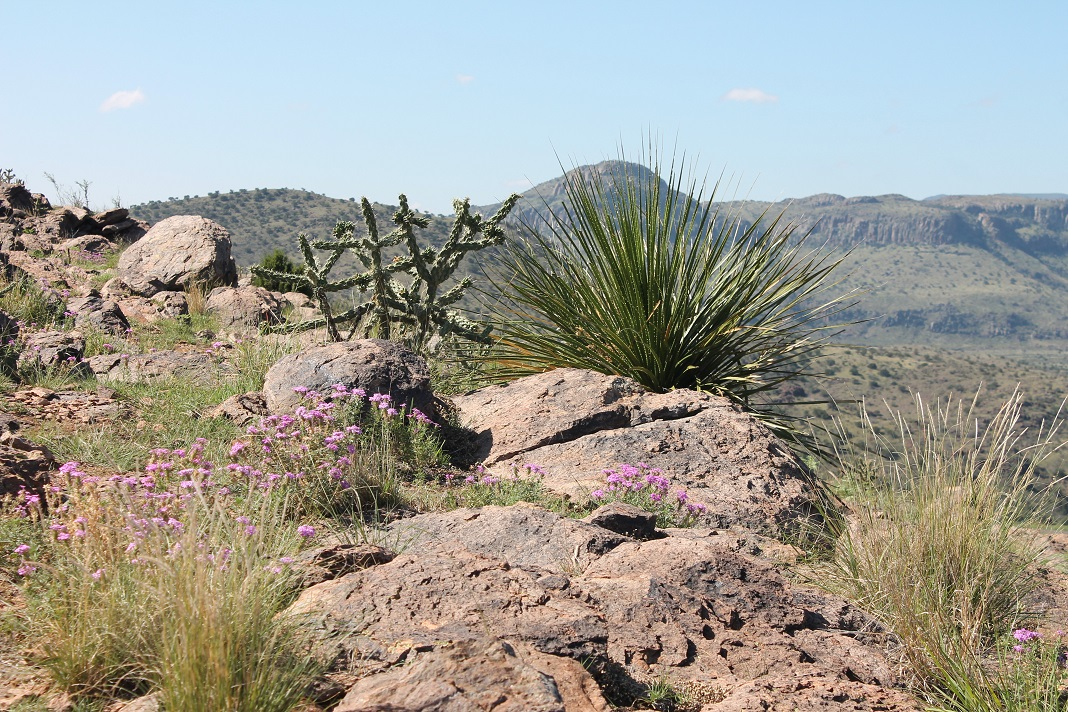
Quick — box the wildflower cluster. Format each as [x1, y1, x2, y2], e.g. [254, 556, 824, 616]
[590, 463, 707, 527]
[978, 628, 1068, 710]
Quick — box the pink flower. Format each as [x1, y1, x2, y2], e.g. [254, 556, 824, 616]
[297, 525, 315, 538]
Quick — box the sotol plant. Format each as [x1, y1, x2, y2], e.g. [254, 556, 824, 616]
[487, 146, 855, 449]
[252, 194, 519, 348]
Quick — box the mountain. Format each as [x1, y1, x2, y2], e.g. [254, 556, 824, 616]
[129, 164, 1068, 355]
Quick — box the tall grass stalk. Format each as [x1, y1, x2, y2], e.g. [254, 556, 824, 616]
[820, 390, 1065, 705]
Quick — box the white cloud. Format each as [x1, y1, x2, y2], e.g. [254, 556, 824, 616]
[721, 88, 778, 104]
[100, 88, 145, 112]
[455, 74, 475, 85]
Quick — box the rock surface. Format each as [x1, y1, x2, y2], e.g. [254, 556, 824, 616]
[15, 331, 86, 373]
[205, 391, 269, 425]
[289, 505, 916, 711]
[0, 431, 54, 499]
[205, 285, 285, 329]
[65, 293, 130, 335]
[88, 350, 234, 385]
[117, 215, 238, 296]
[334, 637, 610, 712]
[263, 339, 434, 415]
[453, 368, 825, 535]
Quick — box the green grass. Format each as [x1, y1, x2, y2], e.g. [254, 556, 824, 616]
[817, 390, 1064, 707]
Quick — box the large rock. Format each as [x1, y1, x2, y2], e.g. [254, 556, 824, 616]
[335, 637, 610, 712]
[263, 339, 434, 415]
[0, 431, 54, 499]
[205, 285, 285, 329]
[16, 331, 86, 374]
[288, 505, 917, 711]
[117, 215, 238, 296]
[452, 369, 825, 536]
[65, 294, 129, 335]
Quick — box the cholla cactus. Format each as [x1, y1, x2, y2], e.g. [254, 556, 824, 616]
[252, 193, 519, 347]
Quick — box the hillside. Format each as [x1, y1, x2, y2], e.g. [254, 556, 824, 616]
[130, 165, 1068, 354]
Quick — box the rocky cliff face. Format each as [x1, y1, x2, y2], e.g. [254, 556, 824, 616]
[481, 162, 1068, 254]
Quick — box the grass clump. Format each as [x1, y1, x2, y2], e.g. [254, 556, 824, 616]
[0, 273, 67, 328]
[819, 390, 1066, 708]
[12, 460, 318, 707]
[488, 145, 853, 449]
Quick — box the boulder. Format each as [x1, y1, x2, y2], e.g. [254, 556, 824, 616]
[289, 505, 916, 711]
[205, 391, 269, 425]
[16, 331, 86, 373]
[205, 285, 285, 329]
[453, 369, 825, 536]
[334, 637, 610, 712]
[0, 431, 54, 499]
[113, 293, 188, 324]
[88, 350, 234, 385]
[262, 339, 434, 415]
[0, 182, 35, 214]
[117, 215, 238, 296]
[65, 294, 129, 335]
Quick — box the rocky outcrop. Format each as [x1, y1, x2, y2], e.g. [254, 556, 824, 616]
[88, 350, 234, 385]
[453, 368, 825, 535]
[262, 339, 434, 415]
[117, 215, 238, 296]
[205, 285, 285, 329]
[334, 637, 611, 712]
[0, 181, 147, 253]
[288, 505, 916, 711]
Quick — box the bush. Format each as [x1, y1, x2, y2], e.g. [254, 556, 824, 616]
[251, 249, 310, 296]
[488, 147, 852, 448]
[818, 390, 1063, 705]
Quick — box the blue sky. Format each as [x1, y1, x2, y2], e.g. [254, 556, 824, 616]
[3, 1, 1065, 214]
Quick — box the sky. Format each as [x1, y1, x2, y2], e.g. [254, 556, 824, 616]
[2, 1, 1066, 215]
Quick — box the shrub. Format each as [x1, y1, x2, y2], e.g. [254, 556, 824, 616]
[818, 390, 1063, 704]
[487, 147, 852, 449]
[251, 249, 310, 296]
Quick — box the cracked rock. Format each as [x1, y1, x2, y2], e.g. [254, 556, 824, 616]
[453, 368, 830, 536]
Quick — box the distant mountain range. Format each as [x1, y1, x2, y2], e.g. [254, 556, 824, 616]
[130, 161, 1068, 356]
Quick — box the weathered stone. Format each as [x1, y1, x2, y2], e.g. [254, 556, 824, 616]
[93, 207, 129, 226]
[205, 285, 285, 329]
[113, 293, 188, 324]
[205, 391, 269, 425]
[16, 331, 86, 373]
[117, 215, 238, 296]
[65, 294, 129, 335]
[89, 350, 234, 385]
[583, 501, 660, 541]
[262, 339, 434, 415]
[453, 369, 826, 536]
[58, 234, 115, 255]
[0, 431, 54, 499]
[294, 543, 395, 588]
[292, 506, 913, 710]
[112, 693, 160, 712]
[334, 637, 610, 712]
[391, 504, 627, 574]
